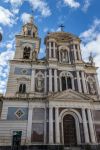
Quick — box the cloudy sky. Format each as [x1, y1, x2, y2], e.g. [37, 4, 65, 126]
[0, 0, 100, 94]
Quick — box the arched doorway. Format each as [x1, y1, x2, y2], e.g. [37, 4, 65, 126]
[63, 114, 77, 146]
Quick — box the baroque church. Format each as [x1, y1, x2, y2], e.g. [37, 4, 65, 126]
[0, 15, 100, 149]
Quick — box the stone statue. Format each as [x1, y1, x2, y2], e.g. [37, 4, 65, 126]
[89, 52, 94, 64]
[32, 51, 36, 60]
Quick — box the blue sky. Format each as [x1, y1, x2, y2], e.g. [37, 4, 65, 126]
[0, 0, 100, 94]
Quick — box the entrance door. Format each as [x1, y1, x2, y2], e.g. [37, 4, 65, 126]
[63, 114, 77, 146]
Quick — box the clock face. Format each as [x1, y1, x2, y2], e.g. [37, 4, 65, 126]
[0, 32, 2, 42]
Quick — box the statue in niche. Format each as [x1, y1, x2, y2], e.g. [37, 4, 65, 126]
[32, 51, 36, 60]
[36, 74, 44, 91]
[89, 82, 96, 94]
[88, 78, 96, 94]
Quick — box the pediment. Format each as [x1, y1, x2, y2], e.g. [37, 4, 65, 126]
[49, 89, 92, 101]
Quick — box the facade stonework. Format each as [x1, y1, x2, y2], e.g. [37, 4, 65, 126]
[0, 16, 100, 148]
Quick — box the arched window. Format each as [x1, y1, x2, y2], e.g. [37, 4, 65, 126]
[67, 77, 72, 89]
[60, 71, 74, 91]
[19, 84, 26, 93]
[33, 32, 35, 38]
[62, 77, 66, 91]
[28, 30, 31, 35]
[23, 47, 31, 59]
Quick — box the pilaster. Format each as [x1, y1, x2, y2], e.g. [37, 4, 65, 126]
[81, 72, 87, 93]
[49, 69, 52, 92]
[26, 105, 33, 143]
[87, 109, 96, 143]
[82, 108, 90, 144]
[49, 107, 53, 144]
[55, 107, 60, 143]
[77, 71, 82, 93]
[54, 69, 58, 92]
[31, 69, 35, 92]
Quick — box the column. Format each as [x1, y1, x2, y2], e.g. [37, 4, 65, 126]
[49, 69, 52, 92]
[74, 45, 77, 61]
[44, 106, 47, 144]
[44, 71, 47, 93]
[49, 107, 53, 144]
[26, 105, 33, 143]
[54, 69, 58, 92]
[81, 72, 87, 93]
[77, 71, 82, 93]
[59, 51, 61, 62]
[49, 42, 51, 58]
[82, 108, 90, 143]
[55, 107, 60, 143]
[53, 42, 56, 58]
[68, 51, 71, 64]
[78, 45, 81, 60]
[87, 109, 96, 143]
[31, 69, 35, 92]
[94, 74, 100, 96]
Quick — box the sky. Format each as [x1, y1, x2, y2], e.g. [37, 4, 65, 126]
[0, 0, 100, 94]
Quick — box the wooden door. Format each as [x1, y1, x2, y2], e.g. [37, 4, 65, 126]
[63, 114, 77, 146]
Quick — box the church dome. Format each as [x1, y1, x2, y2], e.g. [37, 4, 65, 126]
[45, 32, 81, 43]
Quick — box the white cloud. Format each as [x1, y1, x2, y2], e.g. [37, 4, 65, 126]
[5, 0, 51, 17]
[0, 6, 15, 26]
[0, 39, 15, 94]
[82, 0, 91, 12]
[64, 0, 80, 8]
[21, 13, 31, 24]
[43, 27, 49, 33]
[0, 49, 14, 94]
[5, 0, 23, 6]
[80, 19, 100, 42]
[0, 27, 3, 34]
[80, 18, 100, 84]
[4, 0, 23, 14]
[29, 0, 51, 17]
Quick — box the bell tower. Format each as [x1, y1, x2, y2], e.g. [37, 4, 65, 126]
[14, 15, 41, 61]
[6, 15, 41, 97]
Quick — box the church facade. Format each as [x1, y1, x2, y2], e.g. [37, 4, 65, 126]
[0, 16, 100, 149]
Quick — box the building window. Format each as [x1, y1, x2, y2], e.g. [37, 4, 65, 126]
[51, 42, 53, 47]
[67, 77, 72, 89]
[19, 84, 26, 93]
[23, 47, 31, 59]
[12, 131, 22, 147]
[76, 51, 79, 60]
[75, 44, 78, 49]
[28, 30, 31, 35]
[62, 77, 66, 91]
[33, 32, 35, 38]
[31, 123, 44, 143]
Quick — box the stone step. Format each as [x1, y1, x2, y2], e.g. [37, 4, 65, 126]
[64, 147, 81, 150]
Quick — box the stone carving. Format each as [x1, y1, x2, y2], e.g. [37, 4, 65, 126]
[36, 74, 44, 91]
[32, 51, 36, 60]
[88, 77, 96, 95]
[89, 52, 94, 64]
[89, 82, 96, 94]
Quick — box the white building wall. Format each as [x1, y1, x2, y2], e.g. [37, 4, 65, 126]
[0, 121, 27, 146]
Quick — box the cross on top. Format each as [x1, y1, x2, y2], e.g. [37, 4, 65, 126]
[59, 24, 65, 32]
